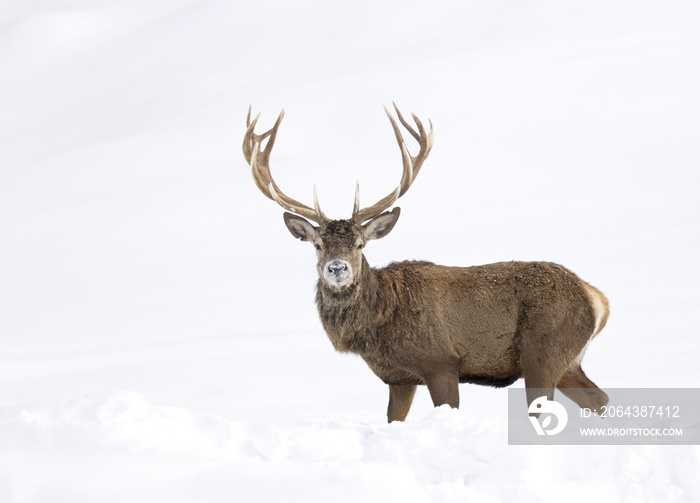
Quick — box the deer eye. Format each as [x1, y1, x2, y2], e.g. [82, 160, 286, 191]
[315, 244, 322, 251]
[357, 243, 364, 250]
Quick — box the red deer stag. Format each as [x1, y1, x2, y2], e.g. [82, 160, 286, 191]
[241, 104, 609, 422]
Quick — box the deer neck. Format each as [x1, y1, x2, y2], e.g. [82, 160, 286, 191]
[315, 255, 393, 354]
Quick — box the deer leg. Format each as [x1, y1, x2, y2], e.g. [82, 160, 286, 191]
[523, 379, 556, 412]
[424, 370, 460, 409]
[557, 365, 609, 413]
[387, 384, 417, 422]
[520, 348, 568, 411]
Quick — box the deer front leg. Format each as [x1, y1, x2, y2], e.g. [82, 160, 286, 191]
[387, 384, 417, 422]
[424, 369, 460, 410]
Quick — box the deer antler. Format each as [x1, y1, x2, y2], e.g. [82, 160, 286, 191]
[243, 106, 329, 225]
[352, 103, 434, 224]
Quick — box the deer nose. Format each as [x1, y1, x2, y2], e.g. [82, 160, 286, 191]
[327, 261, 349, 278]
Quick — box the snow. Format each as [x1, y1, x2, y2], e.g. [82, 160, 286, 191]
[2, 396, 698, 503]
[1, 0, 699, 501]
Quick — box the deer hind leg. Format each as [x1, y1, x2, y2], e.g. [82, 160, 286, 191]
[557, 364, 609, 413]
[387, 384, 417, 422]
[519, 346, 570, 411]
[523, 374, 559, 412]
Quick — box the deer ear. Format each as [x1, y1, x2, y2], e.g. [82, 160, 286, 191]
[283, 212, 318, 242]
[363, 207, 400, 241]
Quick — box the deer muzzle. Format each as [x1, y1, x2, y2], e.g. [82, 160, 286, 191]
[324, 259, 353, 288]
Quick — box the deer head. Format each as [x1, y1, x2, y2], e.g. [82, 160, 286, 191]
[242, 104, 434, 291]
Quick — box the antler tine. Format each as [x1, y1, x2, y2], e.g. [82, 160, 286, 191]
[352, 181, 360, 216]
[242, 107, 260, 165]
[352, 104, 433, 224]
[243, 108, 329, 224]
[390, 102, 434, 195]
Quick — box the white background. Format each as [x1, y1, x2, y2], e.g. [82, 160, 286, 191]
[1, 0, 699, 501]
